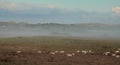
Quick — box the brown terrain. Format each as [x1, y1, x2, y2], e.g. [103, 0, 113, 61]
[0, 36, 120, 65]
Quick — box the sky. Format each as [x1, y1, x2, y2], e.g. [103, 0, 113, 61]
[0, 0, 120, 24]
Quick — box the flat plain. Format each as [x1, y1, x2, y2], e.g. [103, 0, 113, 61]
[0, 36, 120, 65]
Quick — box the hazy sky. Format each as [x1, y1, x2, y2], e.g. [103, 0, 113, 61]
[0, 0, 120, 24]
[2, 0, 120, 12]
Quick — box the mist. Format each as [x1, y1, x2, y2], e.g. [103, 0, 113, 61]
[0, 22, 120, 39]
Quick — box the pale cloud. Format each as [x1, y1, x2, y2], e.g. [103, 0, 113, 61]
[112, 7, 120, 13]
[47, 4, 55, 8]
[35, 4, 56, 9]
[0, 2, 56, 12]
[0, 2, 30, 11]
[112, 7, 120, 16]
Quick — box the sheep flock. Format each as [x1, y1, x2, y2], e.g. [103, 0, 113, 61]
[15, 48, 120, 58]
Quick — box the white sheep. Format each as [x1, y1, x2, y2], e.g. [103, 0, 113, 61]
[72, 53, 75, 56]
[111, 54, 116, 56]
[66, 53, 73, 57]
[59, 51, 65, 53]
[37, 51, 42, 54]
[76, 50, 80, 53]
[115, 55, 120, 58]
[54, 51, 59, 53]
[103, 52, 111, 56]
[81, 50, 87, 54]
[16, 51, 21, 53]
[115, 51, 119, 53]
[50, 52, 56, 55]
[88, 50, 92, 53]
[118, 48, 120, 51]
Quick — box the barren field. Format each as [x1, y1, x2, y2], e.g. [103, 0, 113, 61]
[0, 36, 120, 65]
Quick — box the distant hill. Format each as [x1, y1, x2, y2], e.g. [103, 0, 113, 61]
[0, 21, 120, 30]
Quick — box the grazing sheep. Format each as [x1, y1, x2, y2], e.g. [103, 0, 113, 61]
[103, 52, 111, 56]
[59, 51, 65, 53]
[50, 52, 56, 55]
[72, 53, 75, 56]
[115, 55, 120, 58]
[118, 48, 120, 51]
[16, 51, 21, 53]
[115, 51, 120, 53]
[111, 54, 116, 57]
[37, 51, 42, 54]
[54, 51, 58, 53]
[76, 50, 80, 53]
[88, 50, 92, 53]
[81, 50, 87, 54]
[66, 53, 73, 57]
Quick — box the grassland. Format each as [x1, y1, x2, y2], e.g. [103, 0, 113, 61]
[0, 36, 120, 65]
